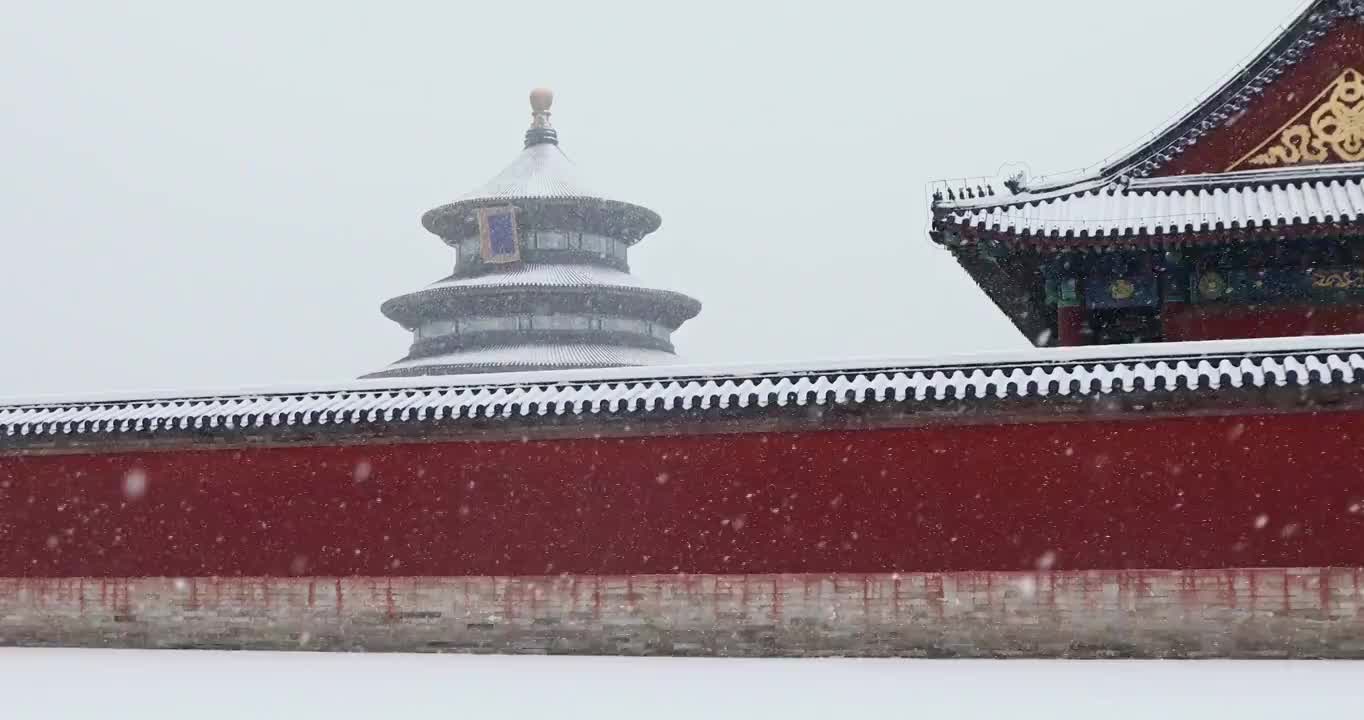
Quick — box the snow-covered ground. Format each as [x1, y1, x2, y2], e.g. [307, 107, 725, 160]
[1, 650, 1360, 718]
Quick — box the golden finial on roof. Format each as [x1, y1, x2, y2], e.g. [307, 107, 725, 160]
[530, 87, 554, 129]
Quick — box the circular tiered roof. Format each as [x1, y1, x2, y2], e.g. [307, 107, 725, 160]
[420, 92, 661, 242]
[380, 263, 702, 328]
[366, 89, 700, 379]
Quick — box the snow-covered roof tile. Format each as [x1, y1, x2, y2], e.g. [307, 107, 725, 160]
[423, 264, 676, 294]
[383, 344, 681, 372]
[936, 167, 1364, 247]
[3, 335, 1363, 445]
[459, 143, 596, 202]
[421, 138, 661, 237]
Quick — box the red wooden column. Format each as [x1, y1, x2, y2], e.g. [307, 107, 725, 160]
[1157, 253, 1192, 342]
[1057, 306, 1087, 346]
[1159, 302, 1193, 341]
[1056, 276, 1087, 346]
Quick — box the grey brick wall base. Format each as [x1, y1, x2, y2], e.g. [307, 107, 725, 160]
[1, 569, 1362, 657]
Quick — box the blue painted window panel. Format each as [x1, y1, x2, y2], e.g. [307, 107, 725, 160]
[487, 213, 517, 256]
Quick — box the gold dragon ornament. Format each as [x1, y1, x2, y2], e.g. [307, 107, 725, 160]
[1231, 68, 1364, 170]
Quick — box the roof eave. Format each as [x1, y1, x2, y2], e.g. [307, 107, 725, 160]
[421, 196, 663, 240]
[380, 284, 702, 328]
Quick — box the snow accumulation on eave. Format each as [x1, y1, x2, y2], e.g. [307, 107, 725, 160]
[934, 160, 1364, 242]
[437, 143, 658, 216]
[944, 175, 1364, 238]
[420, 264, 680, 294]
[382, 344, 680, 370]
[457, 143, 598, 203]
[3, 333, 1364, 411]
[934, 163, 1364, 223]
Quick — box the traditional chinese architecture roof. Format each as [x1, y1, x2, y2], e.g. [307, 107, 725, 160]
[931, 0, 1364, 251]
[409, 263, 689, 297]
[4, 334, 1362, 450]
[421, 93, 660, 241]
[422, 141, 662, 241]
[379, 343, 684, 375]
[380, 264, 702, 327]
[936, 163, 1364, 250]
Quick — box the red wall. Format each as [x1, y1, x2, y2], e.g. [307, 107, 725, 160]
[2, 412, 1363, 578]
[1162, 304, 1364, 342]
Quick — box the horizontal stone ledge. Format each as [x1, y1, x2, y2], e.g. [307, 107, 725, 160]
[0, 568, 1361, 658]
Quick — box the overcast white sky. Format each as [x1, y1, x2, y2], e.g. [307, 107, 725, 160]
[0, 0, 1302, 396]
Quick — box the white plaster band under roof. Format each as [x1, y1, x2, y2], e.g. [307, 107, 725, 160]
[3, 334, 1363, 441]
[938, 171, 1364, 243]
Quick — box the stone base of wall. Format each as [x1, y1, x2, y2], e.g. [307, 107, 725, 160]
[1, 569, 1362, 657]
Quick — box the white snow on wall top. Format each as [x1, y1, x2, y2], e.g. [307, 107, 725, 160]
[3, 334, 1364, 441]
